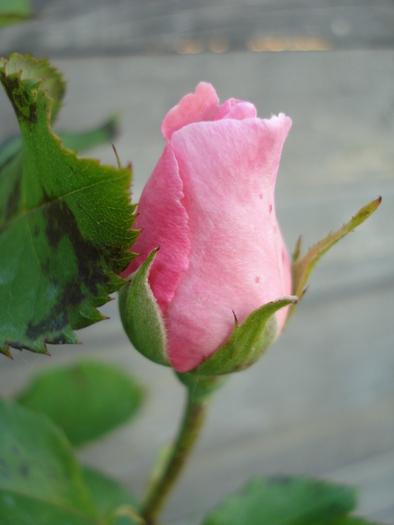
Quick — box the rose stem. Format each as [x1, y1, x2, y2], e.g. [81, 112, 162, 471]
[142, 374, 225, 524]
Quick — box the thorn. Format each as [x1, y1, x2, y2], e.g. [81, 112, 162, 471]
[301, 285, 309, 297]
[112, 144, 122, 169]
[7, 353, 13, 360]
[45, 350, 51, 357]
[232, 310, 238, 325]
[76, 340, 83, 345]
[377, 195, 382, 204]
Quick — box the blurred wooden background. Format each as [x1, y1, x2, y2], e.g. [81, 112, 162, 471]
[0, 2, 393, 523]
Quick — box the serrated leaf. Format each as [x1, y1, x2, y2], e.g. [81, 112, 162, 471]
[0, 0, 32, 28]
[0, 53, 137, 357]
[1, 53, 66, 123]
[202, 477, 357, 525]
[0, 397, 99, 525]
[16, 360, 145, 447]
[288, 197, 381, 319]
[0, 116, 120, 169]
[83, 466, 139, 520]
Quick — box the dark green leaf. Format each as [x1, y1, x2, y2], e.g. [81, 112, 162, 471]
[16, 360, 145, 447]
[0, 53, 137, 357]
[0, 397, 98, 525]
[1, 53, 66, 123]
[202, 477, 357, 525]
[83, 466, 139, 519]
[0, 0, 32, 28]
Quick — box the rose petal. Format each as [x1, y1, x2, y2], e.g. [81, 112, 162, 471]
[166, 114, 292, 372]
[161, 82, 220, 143]
[215, 99, 257, 121]
[123, 145, 191, 313]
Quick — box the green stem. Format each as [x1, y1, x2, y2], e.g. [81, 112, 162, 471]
[142, 374, 225, 524]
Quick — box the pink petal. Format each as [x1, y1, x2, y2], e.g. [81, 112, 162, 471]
[161, 82, 220, 143]
[214, 99, 257, 121]
[166, 114, 292, 372]
[122, 145, 191, 314]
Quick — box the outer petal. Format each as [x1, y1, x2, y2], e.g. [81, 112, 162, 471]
[161, 82, 220, 143]
[167, 114, 292, 372]
[123, 145, 191, 314]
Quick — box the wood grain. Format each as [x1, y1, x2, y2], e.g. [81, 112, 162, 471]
[0, 1, 393, 57]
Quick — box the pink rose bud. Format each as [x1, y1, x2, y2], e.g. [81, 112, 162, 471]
[120, 82, 296, 374]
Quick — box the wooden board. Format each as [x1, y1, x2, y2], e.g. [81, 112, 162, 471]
[0, 0, 393, 57]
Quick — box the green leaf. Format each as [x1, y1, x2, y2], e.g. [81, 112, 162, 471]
[0, 0, 32, 28]
[0, 53, 137, 357]
[194, 296, 298, 375]
[84, 466, 143, 524]
[119, 249, 170, 367]
[202, 477, 357, 525]
[16, 360, 145, 447]
[0, 116, 120, 169]
[1, 53, 66, 123]
[0, 397, 98, 525]
[288, 197, 381, 320]
[83, 466, 139, 519]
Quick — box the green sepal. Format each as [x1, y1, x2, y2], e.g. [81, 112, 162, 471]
[119, 249, 169, 367]
[191, 296, 298, 376]
[288, 197, 381, 321]
[176, 372, 228, 401]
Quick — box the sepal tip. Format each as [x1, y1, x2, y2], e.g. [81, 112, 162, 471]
[191, 295, 298, 376]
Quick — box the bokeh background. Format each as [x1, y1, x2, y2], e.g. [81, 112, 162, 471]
[0, 2, 393, 523]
